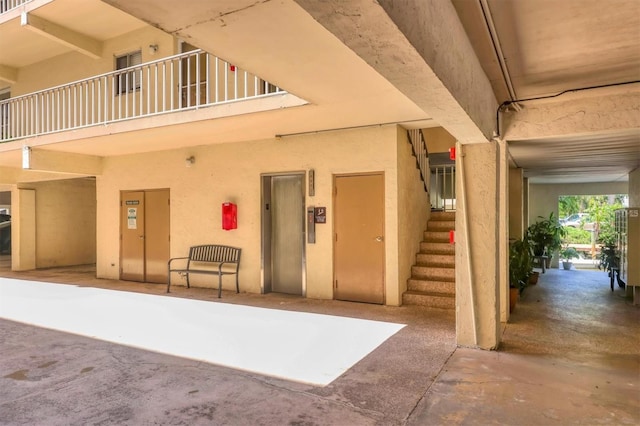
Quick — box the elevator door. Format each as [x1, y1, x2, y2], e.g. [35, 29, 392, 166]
[262, 174, 305, 295]
[334, 174, 385, 304]
[120, 190, 170, 283]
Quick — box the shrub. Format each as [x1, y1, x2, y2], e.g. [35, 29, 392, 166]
[563, 226, 591, 244]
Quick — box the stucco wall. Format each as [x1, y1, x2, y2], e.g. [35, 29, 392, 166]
[396, 127, 430, 304]
[630, 168, 640, 207]
[12, 27, 174, 96]
[423, 127, 456, 153]
[96, 125, 407, 304]
[529, 182, 630, 226]
[18, 178, 96, 268]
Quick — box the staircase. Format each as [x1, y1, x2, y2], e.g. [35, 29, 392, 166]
[403, 211, 455, 309]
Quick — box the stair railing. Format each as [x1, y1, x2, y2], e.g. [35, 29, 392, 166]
[407, 129, 429, 192]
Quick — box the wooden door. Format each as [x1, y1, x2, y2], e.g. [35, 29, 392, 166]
[121, 191, 145, 281]
[334, 174, 385, 304]
[145, 189, 170, 283]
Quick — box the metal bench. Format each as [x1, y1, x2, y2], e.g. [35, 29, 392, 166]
[167, 244, 241, 298]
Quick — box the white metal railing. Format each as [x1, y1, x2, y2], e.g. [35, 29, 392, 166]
[0, 49, 285, 142]
[431, 164, 456, 211]
[408, 129, 429, 192]
[0, 0, 30, 14]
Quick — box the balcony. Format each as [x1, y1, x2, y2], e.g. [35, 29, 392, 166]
[0, 49, 287, 143]
[0, 0, 31, 14]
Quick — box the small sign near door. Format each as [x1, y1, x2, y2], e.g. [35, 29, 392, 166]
[314, 207, 327, 223]
[127, 208, 137, 229]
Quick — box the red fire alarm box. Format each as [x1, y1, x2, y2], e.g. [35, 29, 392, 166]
[222, 202, 237, 230]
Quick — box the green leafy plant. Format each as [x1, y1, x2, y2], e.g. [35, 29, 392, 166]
[527, 212, 566, 257]
[560, 246, 579, 262]
[509, 238, 533, 292]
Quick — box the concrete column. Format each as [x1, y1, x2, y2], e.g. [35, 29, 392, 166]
[498, 139, 509, 324]
[455, 142, 500, 349]
[629, 167, 640, 207]
[509, 168, 524, 240]
[11, 188, 36, 271]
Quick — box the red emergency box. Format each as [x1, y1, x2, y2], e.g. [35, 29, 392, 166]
[222, 202, 237, 230]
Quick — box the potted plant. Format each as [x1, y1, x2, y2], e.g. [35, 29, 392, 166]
[560, 246, 579, 270]
[527, 212, 566, 268]
[509, 237, 533, 312]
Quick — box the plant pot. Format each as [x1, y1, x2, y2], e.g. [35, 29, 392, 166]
[528, 271, 539, 285]
[562, 261, 572, 270]
[509, 287, 519, 313]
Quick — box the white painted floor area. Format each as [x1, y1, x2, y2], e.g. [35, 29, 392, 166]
[0, 278, 405, 386]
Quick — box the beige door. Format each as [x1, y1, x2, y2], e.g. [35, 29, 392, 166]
[121, 191, 145, 281]
[120, 190, 170, 283]
[334, 174, 385, 304]
[145, 189, 170, 283]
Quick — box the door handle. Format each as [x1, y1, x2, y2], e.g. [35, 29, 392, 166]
[375, 236, 384, 242]
[139, 235, 145, 240]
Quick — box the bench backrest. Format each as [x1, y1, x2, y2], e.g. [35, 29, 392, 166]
[189, 244, 241, 264]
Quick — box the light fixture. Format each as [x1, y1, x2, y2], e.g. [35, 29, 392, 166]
[185, 156, 195, 167]
[148, 44, 158, 55]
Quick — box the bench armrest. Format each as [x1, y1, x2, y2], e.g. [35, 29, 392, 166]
[168, 256, 189, 269]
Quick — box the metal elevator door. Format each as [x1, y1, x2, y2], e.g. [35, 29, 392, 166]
[262, 174, 305, 295]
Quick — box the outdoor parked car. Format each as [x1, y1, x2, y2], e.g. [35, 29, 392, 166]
[0, 213, 10, 254]
[561, 213, 594, 229]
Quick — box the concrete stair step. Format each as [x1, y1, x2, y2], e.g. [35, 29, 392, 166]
[402, 291, 455, 309]
[420, 241, 455, 254]
[423, 231, 450, 243]
[407, 279, 455, 295]
[416, 253, 455, 267]
[411, 265, 455, 281]
[427, 220, 455, 232]
[430, 211, 455, 222]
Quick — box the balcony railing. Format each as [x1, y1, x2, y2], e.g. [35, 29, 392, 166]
[431, 165, 456, 211]
[0, 49, 285, 142]
[0, 0, 30, 14]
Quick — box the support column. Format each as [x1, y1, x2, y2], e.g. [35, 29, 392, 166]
[11, 188, 36, 271]
[456, 142, 501, 349]
[498, 139, 509, 324]
[509, 168, 524, 239]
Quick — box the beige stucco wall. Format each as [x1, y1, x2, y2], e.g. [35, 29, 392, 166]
[423, 127, 456, 153]
[529, 182, 630, 226]
[96, 125, 412, 305]
[18, 178, 96, 268]
[12, 27, 174, 96]
[629, 168, 640, 207]
[396, 127, 430, 304]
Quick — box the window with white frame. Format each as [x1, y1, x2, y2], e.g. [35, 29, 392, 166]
[115, 51, 142, 94]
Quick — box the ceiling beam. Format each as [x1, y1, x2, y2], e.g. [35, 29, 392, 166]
[294, 0, 497, 144]
[503, 88, 640, 140]
[24, 149, 103, 175]
[0, 65, 18, 84]
[20, 12, 103, 59]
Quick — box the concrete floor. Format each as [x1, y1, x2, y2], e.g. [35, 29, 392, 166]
[0, 262, 638, 425]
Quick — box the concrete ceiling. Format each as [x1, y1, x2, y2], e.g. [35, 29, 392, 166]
[2, 0, 638, 185]
[0, 0, 146, 68]
[452, 0, 640, 184]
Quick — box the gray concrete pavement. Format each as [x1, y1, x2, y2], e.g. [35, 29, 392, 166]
[1, 263, 638, 425]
